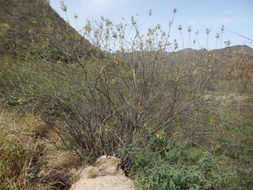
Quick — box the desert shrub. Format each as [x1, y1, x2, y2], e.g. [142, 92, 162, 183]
[1, 9, 218, 161]
[6, 53, 213, 160]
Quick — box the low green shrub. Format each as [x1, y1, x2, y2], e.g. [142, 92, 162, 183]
[125, 136, 231, 190]
[215, 107, 253, 190]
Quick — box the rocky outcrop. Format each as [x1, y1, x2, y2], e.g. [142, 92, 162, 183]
[71, 156, 135, 190]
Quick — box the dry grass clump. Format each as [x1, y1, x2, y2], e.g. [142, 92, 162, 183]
[0, 109, 80, 189]
[86, 167, 100, 178]
[46, 150, 82, 170]
[0, 111, 37, 189]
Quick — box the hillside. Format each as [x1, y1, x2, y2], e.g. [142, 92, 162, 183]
[0, 0, 101, 61]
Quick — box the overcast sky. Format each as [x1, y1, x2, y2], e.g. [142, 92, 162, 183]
[50, 0, 253, 49]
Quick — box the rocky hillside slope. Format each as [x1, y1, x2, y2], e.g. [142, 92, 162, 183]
[0, 0, 101, 61]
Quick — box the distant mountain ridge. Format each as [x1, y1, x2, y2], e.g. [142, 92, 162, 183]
[214, 45, 253, 55]
[158, 45, 253, 66]
[168, 45, 253, 56]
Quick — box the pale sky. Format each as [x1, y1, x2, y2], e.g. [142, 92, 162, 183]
[50, 0, 253, 50]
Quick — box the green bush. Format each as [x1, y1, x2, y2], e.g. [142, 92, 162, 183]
[126, 136, 230, 190]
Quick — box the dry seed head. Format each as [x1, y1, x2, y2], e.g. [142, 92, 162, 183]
[221, 25, 225, 33]
[60, 0, 67, 12]
[106, 20, 112, 26]
[112, 32, 117, 38]
[84, 24, 92, 32]
[188, 26, 192, 33]
[149, 10, 152, 16]
[177, 25, 182, 31]
[131, 16, 137, 25]
[206, 28, 211, 35]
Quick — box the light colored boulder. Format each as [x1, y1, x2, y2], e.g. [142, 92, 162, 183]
[71, 156, 135, 190]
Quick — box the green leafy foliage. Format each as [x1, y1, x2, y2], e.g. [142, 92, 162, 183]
[126, 137, 230, 190]
[214, 107, 253, 190]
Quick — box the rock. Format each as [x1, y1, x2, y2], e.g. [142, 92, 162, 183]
[71, 156, 135, 190]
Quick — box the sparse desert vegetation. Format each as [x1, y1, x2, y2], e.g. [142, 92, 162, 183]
[0, 0, 253, 189]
